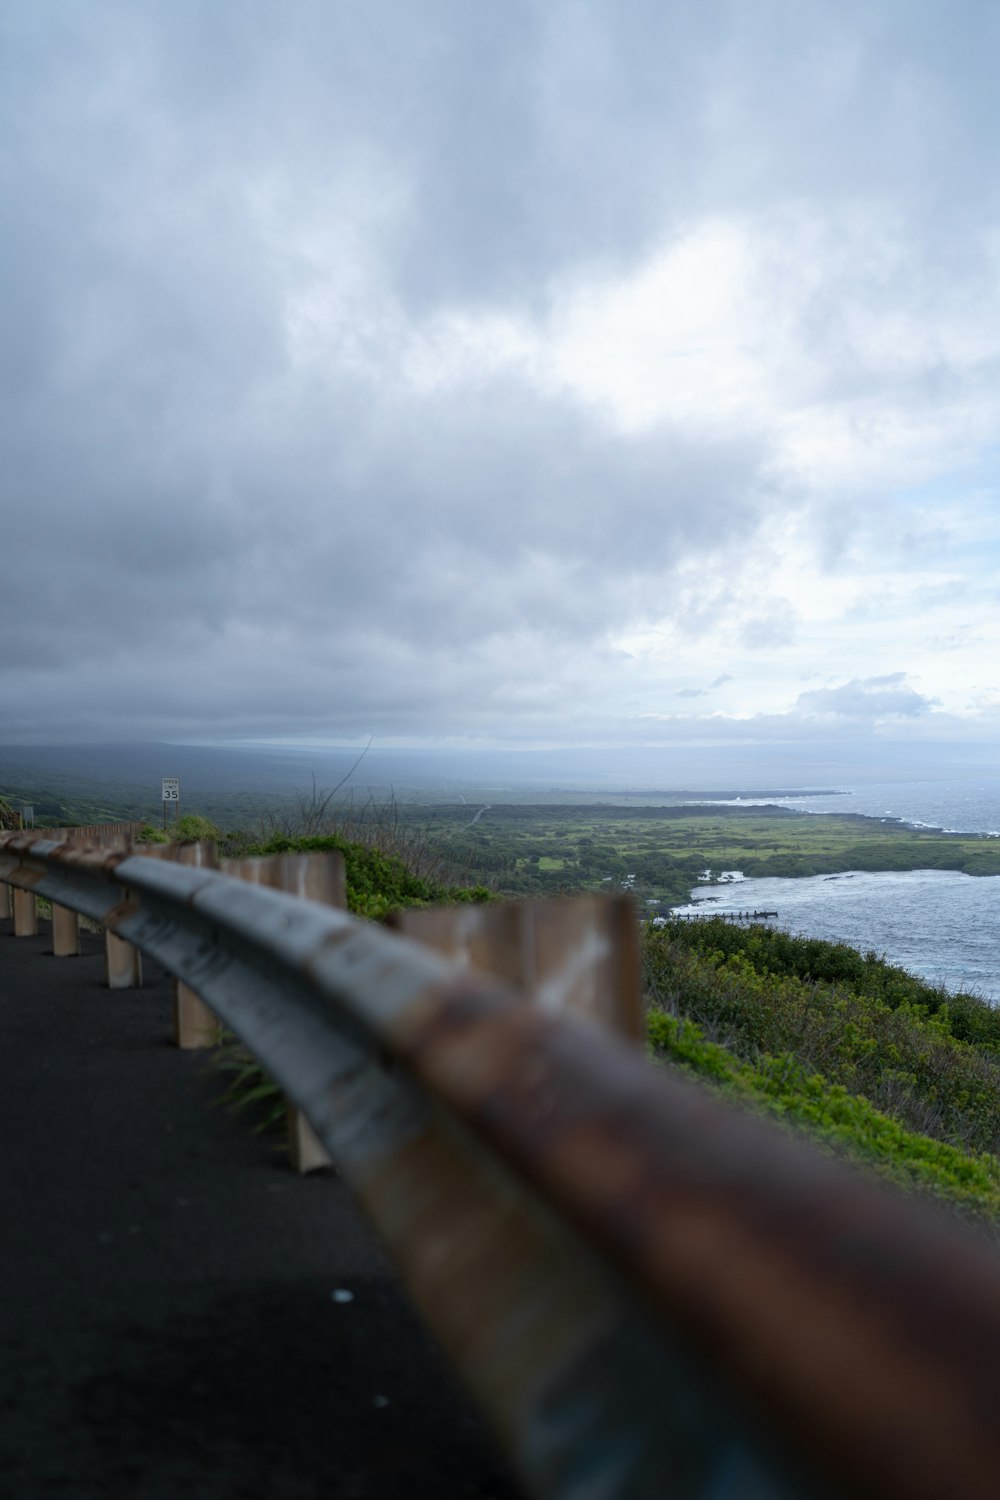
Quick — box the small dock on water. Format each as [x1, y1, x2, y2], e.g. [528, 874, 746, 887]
[672, 909, 779, 923]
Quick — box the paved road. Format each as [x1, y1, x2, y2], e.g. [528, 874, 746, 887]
[0, 916, 518, 1498]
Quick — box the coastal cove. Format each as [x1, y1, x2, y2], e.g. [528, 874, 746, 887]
[406, 792, 1000, 1004]
[675, 869, 1000, 1002]
[412, 800, 1000, 901]
[669, 783, 1000, 1003]
[6, 765, 1000, 1004]
[695, 778, 1000, 837]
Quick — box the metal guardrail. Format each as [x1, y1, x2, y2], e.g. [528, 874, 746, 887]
[3, 829, 1000, 1499]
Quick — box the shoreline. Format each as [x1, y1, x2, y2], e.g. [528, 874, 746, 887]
[668, 866, 1000, 1003]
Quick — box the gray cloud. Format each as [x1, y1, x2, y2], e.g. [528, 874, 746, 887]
[674, 673, 734, 699]
[740, 603, 799, 650]
[1, 2, 998, 747]
[795, 674, 941, 720]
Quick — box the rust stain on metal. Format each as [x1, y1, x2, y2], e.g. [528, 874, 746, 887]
[101, 895, 143, 934]
[54, 840, 132, 875]
[353, 1114, 617, 1450]
[390, 894, 644, 1042]
[7, 830, 1000, 1498]
[1, 864, 47, 893]
[390, 986, 1000, 1499]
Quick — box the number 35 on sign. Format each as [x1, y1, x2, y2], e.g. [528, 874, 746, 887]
[162, 778, 180, 802]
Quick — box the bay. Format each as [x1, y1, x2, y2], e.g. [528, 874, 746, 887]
[693, 778, 1000, 836]
[674, 868, 1000, 1002]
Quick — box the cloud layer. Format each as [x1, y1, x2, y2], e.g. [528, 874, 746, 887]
[1, 1, 998, 750]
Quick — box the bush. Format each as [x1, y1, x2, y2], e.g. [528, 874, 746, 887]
[646, 1008, 1000, 1226]
[645, 920, 1000, 1161]
[171, 813, 221, 843]
[136, 824, 170, 844]
[227, 832, 490, 920]
[207, 831, 491, 1132]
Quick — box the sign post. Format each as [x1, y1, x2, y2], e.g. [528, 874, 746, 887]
[161, 777, 180, 831]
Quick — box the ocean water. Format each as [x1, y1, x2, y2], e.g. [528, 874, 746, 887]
[693, 778, 1000, 835]
[674, 780, 1000, 1001]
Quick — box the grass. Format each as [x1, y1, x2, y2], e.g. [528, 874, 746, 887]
[646, 1009, 1000, 1224]
[388, 802, 1000, 905]
[220, 831, 490, 921]
[645, 918, 1000, 1229]
[12, 780, 1000, 907]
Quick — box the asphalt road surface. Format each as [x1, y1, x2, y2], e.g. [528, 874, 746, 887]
[0, 914, 519, 1499]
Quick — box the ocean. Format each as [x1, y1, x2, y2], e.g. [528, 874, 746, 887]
[675, 779, 1000, 1001]
[688, 778, 1000, 835]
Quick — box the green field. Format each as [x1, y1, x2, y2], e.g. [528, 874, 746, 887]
[7, 771, 1000, 911]
[402, 802, 1000, 906]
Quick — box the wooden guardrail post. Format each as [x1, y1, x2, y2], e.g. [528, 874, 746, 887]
[70, 832, 146, 989]
[389, 893, 643, 1041]
[51, 904, 80, 957]
[286, 1100, 334, 1173]
[276, 849, 347, 907]
[12, 887, 38, 938]
[220, 851, 347, 1172]
[279, 851, 346, 1172]
[33, 827, 140, 981]
[132, 840, 221, 1047]
[165, 841, 222, 1048]
[164, 844, 347, 1061]
[104, 928, 143, 988]
[173, 979, 221, 1048]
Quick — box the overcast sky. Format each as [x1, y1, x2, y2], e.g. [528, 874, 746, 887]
[2, 0, 998, 756]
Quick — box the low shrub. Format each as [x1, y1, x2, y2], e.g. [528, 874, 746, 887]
[207, 831, 490, 1133]
[226, 832, 491, 920]
[645, 920, 1000, 1160]
[646, 1009, 1000, 1227]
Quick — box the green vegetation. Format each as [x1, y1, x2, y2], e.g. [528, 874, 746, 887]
[223, 831, 490, 920]
[646, 1011, 1000, 1221]
[171, 813, 222, 843]
[0, 767, 290, 830]
[398, 803, 1000, 905]
[209, 831, 490, 1128]
[7, 771, 1000, 909]
[8, 770, 999, 1227]
[203, 828, 1000, 1229]
[0, 777, 142, 829]
[645, 919, 1000, 1227]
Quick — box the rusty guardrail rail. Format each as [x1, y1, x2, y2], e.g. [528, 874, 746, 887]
[3, 828, 1000, 1499]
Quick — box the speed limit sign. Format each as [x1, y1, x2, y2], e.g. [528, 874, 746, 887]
[162, 778, 180, 802]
